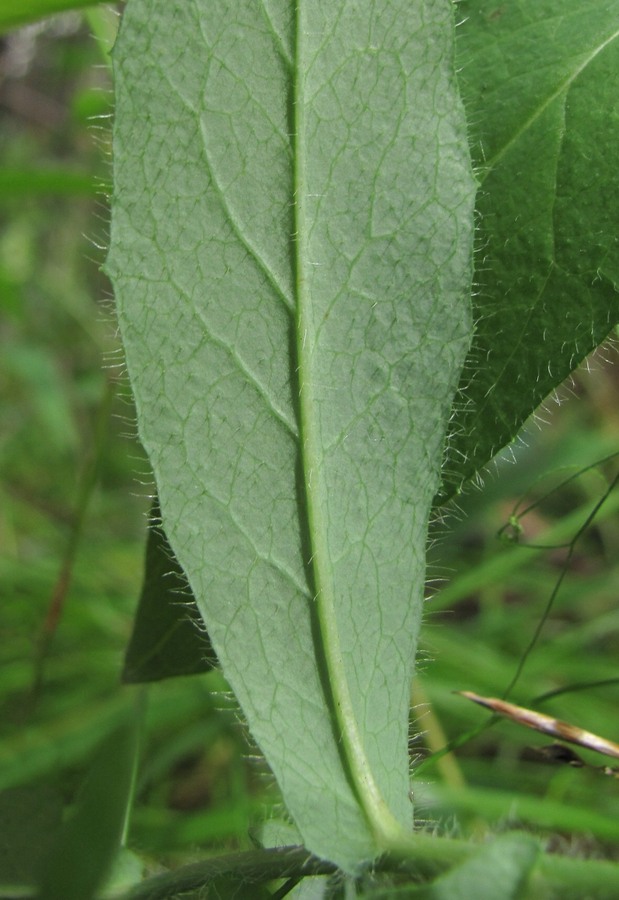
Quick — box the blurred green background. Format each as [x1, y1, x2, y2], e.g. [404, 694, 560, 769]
[1, 8, 619, 893]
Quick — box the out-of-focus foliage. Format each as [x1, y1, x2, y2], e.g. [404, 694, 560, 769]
[0, 0, 106, 35]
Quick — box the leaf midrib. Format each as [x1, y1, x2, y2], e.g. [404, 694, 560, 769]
[291, 7, 406, 850]
[479, 25, 619, 182]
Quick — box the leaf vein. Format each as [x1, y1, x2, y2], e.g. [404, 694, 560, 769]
[259, 0, 293, 70]
[168, 274, 298, 438]
[198, 119, 294, 315]
[481, 26, 619, 180]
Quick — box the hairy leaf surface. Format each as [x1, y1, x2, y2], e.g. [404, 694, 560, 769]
[440, 0, 619, 498]
[125, 1, 619, 684]
[107, 0, 475, 868]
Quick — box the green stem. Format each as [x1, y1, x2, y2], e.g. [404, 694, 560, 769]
[117, 839, 619, 900]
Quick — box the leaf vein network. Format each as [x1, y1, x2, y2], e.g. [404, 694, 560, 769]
[168, 273, 298, 438]
[196, 118, 294, 314]
[259, 0, 293, 69]
[184, 470, 311, 601]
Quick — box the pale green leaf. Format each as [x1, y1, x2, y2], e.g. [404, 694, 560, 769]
[126, 1, 619, 683]
[107, 0, 475, 869]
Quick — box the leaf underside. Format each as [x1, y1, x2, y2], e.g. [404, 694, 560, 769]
[108, 0, 475, 870]
[124, 0, 619, 687]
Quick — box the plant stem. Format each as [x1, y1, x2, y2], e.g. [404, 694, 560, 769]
[117, 838, 619, 900]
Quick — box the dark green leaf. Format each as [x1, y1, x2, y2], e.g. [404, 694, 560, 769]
[36, 705, 140, 900]
[0, 169, 106, 197]
[0, 785, 62, 887]
[123, 501, 216, 683]
[440, 0, 619, 498]
[123, 847, 337, 900]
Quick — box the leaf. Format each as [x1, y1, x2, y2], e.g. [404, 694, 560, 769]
[440, 0, 619, 498]
[0, 169, 104, 197]
[0, 695, 133, 793]
[0, 785, 62, 887]
[367, 834, 539, 899]
[36, 708, 140, 900]
[122, 847, 337, 900]
[127, 0, 619, 686]
[106, 0, 475, 870]
[122, 500, 217, 683]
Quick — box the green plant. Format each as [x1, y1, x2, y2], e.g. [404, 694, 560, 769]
[3, 0, 619, 897]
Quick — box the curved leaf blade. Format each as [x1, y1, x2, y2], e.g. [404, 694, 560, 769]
[107, 0, 475, 869]
[36, 710, 140, 900]
[441, 0, 619, 498]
